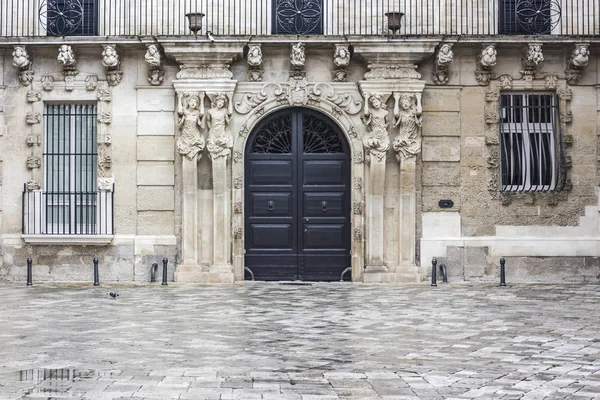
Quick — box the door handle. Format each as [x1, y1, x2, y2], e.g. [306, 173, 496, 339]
[321, 201, 328, 212]
[267, 201, 275, 211]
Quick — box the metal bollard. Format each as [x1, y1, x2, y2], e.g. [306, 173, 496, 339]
[151, 263, 158, 283]
[93, 257, 100, 286]
[499, 258, 507, 287]
[440, 263, 448, 283]
[162, 258, 168, 286]
[431, 258, 438, 287]
[26, 258, 33, 286]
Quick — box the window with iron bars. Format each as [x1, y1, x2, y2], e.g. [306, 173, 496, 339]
[44, 104, 98, 234]
[272, 0, 324, 35]
[44, 0, 98, 36]
[499, 93, 565, 193]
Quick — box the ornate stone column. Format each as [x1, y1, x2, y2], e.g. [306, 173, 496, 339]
[354, 41, 434, 282]
[164, 43, 244, 283]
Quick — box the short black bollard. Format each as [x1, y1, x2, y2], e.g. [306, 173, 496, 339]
[162, 258, 168, 286]
[151, 263, 158, 283]
[499, 257, 507, 287]
[431, 258, 438, 287]
[93, 257, 100, 286]
[440, 263, 448, 283]
[26, 258, 33, 286]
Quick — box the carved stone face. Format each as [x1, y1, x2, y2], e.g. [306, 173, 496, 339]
[401, 97, 411, 110]
[215, 98, 225, 109]
[370, 97, 381, 109]
[188, 97, 198, 109]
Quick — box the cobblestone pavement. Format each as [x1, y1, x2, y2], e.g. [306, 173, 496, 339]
[1, 283, 600, 399]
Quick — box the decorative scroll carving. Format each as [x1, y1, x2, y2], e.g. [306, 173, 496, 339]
[354, 177, 363, 191]
[234, 176, 243, 189]
[499, 75, 513, 89]
[545, 75, 558, 89]
[98, 144, 112, 176]
[313, 83, 362, 115]
[19, 71, 35, 87]
[290, 42, 305, 69]
[26, 113, 41, 124]
[234, 228, 243, 240]
[234, 202, 243, 214]
[235, 83, 284, 114]
[353, 228, 362, 240]
[26, 180, 41, 191]
[233, 150, 243, 163]
[565, 43, 590, 85]
[432, 43, 454, 85]
[41, 75, 55, 91]
[475, 44, 497, 86]
[26, 156, 41, 169]
[392, 93, 423, 161]
[26, 90, 41, 103]
[98, 112, 112, 124]
[98, 177, 114, 191]
[353, 202, 363, 215]
[361, 94, 389, 162]
[98, 89, 112, 102]
[86, 75, 98, 91]
[205, 94, 234, 160]
[354, 151, 364, 164]
[177, 92, 205, 160]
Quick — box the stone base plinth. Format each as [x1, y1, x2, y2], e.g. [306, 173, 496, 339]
[395, 265, 422, 283]
[175, 265, 234, 283]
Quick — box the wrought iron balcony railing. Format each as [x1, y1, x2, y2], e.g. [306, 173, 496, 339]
[0, 0, 598, 37]
[22, 185, 114, 236]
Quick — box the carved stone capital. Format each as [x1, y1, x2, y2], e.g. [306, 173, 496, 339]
[162, 42, 244, 81]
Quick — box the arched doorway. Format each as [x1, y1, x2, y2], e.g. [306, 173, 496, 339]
[244, 108, 352, 281]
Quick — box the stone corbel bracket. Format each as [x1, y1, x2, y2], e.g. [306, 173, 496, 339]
[57, 45, 78, 91]
[432, 43, 454, 85]
[246, 44, 263, 82]
[475, 43, 497, 86]
[102, 44, 123, 86]
[145, 44, 164, 86]
[12, 46, 34, 87]
[565, 43, 590, 85]
[484, 74, 572, 204]
[521, 43, 544, 82]
[333, 44, 351, 82]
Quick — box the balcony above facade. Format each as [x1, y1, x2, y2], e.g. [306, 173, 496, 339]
[0, 0, 598, 42]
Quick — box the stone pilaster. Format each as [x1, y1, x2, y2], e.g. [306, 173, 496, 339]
[165, 43, 243, 283]
[354, 41, 433, 283]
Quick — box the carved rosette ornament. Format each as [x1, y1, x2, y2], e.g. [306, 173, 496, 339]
[41, 75, 55, 91]
[86, 75, 98, 91]
[205, 93, 234, 160]
[177, 92, 206, 160]
[475, 44, 497, 86]
[432, 43, 454, 85]
[361, 93, 389, 163]
[333, 44, 351, 82]
[145, 44, 164, 86]
[247, 44, 263, 82]
[565, 43, 590, 85]
[392, 92, 423, 161]
[484, 74, 572, 203]
[12, 46, 33, 86]
[57, 45, 78, 90]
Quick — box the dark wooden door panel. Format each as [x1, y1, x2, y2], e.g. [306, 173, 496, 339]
[246, 108, 350, 281]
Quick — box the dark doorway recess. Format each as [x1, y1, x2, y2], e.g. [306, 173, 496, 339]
[245, 108, 351, 281]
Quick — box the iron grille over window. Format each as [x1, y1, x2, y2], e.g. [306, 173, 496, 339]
[273, 0, 323, 35]
[22, 103, 113, 236]
[41, 0, 98, 36]
[499, 0, 561, 34]
[500, 93, 566, 192]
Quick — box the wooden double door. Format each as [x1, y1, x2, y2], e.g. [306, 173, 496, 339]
[244, 108, 351, 281]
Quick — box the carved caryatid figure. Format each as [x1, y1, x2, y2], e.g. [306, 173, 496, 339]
[177, 92, 206, 160]
[12, 46, 31, 69]
[392, 93, 423, 161]
[361, 94, 389, 162]
[102, 45, 119, 68]
[57, 45, 76, 67]
[144, 44, 161, 68]
[204, 94, 234, 160]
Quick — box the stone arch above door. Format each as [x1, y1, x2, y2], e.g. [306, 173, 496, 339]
[231, 100, 365, 282]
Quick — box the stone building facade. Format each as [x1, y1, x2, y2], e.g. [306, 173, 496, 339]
[0, 1, 599, 283]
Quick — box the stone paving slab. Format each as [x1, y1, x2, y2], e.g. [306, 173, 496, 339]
[0, 283, 599, 399]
